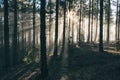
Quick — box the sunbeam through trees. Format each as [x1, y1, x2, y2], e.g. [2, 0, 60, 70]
[1, 0, 120, 80]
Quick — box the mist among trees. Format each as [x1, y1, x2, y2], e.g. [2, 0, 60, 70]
[0, 0, 120, 80]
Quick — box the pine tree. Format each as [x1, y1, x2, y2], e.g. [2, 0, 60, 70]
[4, 0, 10, 71]
[40, 0, 48, 78]
[99, 0, 104, 52]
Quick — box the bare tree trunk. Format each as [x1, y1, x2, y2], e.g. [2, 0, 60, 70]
[99, 0, 104, 52]
[61, 0, 66, 54]
[49, 0, 52, 50]
[94, 0, 98, 42]
[79, 0, 82, 45]
[116, 0, 119, 41]
[72, 21, 74, 44]
[107, 0, 110, 44]
[68, 1, 71, 46]
[32, 0, 36, 61]
[40, 0, 48, 78]
[4, 0, 10, 71]
[87, 0, 91, 43]
[13, 0, 18, 65]
[118, 4, 120, 40]
[91, 0, 94, 42]
[54, 0, 59, 56]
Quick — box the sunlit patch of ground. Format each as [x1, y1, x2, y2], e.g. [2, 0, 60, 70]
[105, 49, 120, 54]
[60, 75, 69, 80]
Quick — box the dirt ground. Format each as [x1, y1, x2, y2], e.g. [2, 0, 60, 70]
[1, 45, 120, 80]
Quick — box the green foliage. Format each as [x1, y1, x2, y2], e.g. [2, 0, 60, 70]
[23, 49, 33, 64]
[23, 46, 40, 64]
[104, 0, 113, 24]
[115, 40, 120, 51]
[67, 0, 77, 4]
[8, 0, 33, 12]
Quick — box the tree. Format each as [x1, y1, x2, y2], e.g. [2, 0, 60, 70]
[118, 4, 120, 40]
[115, 0, 119, 41]
[53, 0, 59, 56]
[99, 0, 104, 52]
[32, 0, 36, 61]
[4, 0, 10, 70]
[91, 0, 94, 42]
[94, 0, 99, 41]
[78, 0, 82, 45]
[106, 0, 110, 44]
[40, 0, 48, 78]
[61, 0, 66, 54]
[87, 0, 91, 43]
[13, 0, 18, 65]
[68, 0, 71, 46]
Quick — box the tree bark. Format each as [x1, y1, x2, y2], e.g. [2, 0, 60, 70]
[99, 0, 104, 52]
[115, 0, 119, 41]
[32, 0, 36, 61]
[4, 0, 10, 71]
[61, 0, 66, 54]
[87, 0, 91, 43]
[13, 0, 18, 65]
[107, 0, 110, 44]
[91, 0, 94, 42]
[40, 0, 48, 78]
[79, 0, 82, 44]
[54, 0, 59, 56]
[94, 0, 98, 42]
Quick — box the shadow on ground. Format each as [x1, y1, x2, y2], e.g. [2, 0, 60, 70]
[66, 45, 120, 80]
[1, 44, 120, 80]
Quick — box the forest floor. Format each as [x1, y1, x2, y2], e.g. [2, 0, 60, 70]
[1, 43, 120, 80]
[45, 44, 120, 80]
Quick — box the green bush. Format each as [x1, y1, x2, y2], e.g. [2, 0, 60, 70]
[115, 40, 120, 51]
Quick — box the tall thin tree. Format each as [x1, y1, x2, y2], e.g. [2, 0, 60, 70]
[99, 0, 104, 52]
[68, 1, 71, 46]
[4, 0, 10, 70]
[54, 0, 59, 56]
[94, 0, 98, 41]
[61, 0, 66, 54]
[91, 0, 94, 42]
[118, 4, 120, 40]
[107, 0, 110, 44]
[49, 0, 52, 51]
[79, 0, 82, 44]
[116, 0, 119, 41]
[13, 0, 18, 65]
[32, 0, 36, 61]
[87, 0, 91, 43]
[40, 0, 48, 78]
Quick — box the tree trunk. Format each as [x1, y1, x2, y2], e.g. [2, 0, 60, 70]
[118, 4, 120, 40]
[49, 0, 52, 51]
[94, 0, 98, 42]
[61, 0, 66, 54]
[68, 1, 71, 46]
[107, 0, 110, 44]
[33, 0, 36, 61]
[99, 0, 104, 52]
[54, 0, 59, 56]
[79, 0, 82, 45]
[4, 0, 10, 71]
[115, 0, 119, 41]
[87, 0, 91, 43]
[40, 0, 48, 78]
[13, 0, 18, 65]
[91, 0, 94, 42]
